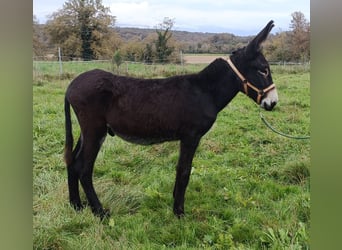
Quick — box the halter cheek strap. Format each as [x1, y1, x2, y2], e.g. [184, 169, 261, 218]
[226, 58, 275, 104]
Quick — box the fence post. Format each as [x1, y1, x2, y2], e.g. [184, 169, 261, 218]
[58, 47, 63, 77]
[180, 50, 184, 74]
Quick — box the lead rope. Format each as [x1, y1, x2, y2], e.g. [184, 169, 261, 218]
[227, 57, 310, 139]
[259, 111, 310, 140]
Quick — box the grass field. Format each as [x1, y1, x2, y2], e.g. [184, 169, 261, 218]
[33, 61, 310, 249]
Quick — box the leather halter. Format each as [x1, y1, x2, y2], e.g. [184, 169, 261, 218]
[226, 58, 276, 104]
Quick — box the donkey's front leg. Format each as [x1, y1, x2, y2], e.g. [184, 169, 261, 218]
[173, 137, 200, 217]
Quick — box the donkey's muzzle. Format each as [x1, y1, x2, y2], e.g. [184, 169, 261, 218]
[260, 88, 278, 111]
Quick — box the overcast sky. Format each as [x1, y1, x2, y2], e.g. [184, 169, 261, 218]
[33, 0, 310, 35]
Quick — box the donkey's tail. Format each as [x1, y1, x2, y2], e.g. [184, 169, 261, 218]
[64, 96, 74, 165]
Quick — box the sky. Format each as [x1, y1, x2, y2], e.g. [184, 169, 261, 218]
[33, 0, 310, 36]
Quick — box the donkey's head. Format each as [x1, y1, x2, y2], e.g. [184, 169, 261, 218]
[229, 20, 278, 111]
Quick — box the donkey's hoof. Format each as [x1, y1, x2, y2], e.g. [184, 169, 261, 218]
[94, 208, 111, 220]
[176, 213, 185, 219]
[173, 207, 185, 218]
[70, 201, 84, 211]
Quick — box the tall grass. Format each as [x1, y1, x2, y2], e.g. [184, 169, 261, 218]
[33, 61, 310, 249]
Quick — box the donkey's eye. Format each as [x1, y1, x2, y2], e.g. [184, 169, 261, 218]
[258, 68, 269, 77]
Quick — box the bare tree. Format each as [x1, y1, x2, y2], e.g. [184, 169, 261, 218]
[33, 15, 47, 57]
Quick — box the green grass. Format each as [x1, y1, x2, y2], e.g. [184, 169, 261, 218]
[33, 60, 206, 84]
[33, 62, 310, 249]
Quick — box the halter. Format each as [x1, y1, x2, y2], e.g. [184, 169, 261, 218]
[226, 58, 276, 104]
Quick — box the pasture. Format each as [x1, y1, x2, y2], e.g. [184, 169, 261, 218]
[33, 60, 310, 249]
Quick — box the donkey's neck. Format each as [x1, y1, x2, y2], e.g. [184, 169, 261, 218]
[197, 58, 241, 112]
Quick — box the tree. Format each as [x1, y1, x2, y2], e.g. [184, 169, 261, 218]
[289, 11, 310, 62]
[111, 50, 122, 73]
[45, 0, 116, 60]
[33, 15, 47, 57]
[263, 12, 310, 62]
[154, 17, 175, 63]
[264, 31, 292, 62]
[120, 39, 145, 61]
[144, 43, 154, 64]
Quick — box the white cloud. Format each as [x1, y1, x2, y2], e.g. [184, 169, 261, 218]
[34, 0, 310, 34]
[110, 1, 157, 27]
[109, 1, 298, 34]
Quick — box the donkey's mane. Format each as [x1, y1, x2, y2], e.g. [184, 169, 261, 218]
[199, 58, 229, 78]
[192, 58, 232, 91]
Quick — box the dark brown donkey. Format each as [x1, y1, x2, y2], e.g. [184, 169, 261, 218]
[64, 21, 278, 219]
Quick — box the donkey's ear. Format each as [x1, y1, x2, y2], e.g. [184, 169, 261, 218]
[245, 20, 274, 56]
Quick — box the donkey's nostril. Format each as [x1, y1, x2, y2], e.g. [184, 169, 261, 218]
[268, 101, 277, 111]
[263, 101, 277, 111]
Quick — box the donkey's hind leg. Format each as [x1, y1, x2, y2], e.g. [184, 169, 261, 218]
[67, 137, 83, 211]
[78, 126, 109, 219]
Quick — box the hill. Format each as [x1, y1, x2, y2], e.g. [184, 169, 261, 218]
[116, 27, 254, 53]
[116, 27, 223, 43]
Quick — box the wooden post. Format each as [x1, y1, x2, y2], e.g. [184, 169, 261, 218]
[180, 50, 184, 74]
[58, 47, 63, 77]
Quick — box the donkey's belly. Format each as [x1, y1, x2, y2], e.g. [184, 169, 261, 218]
[108, 126, 179, 145]
[116, 132, 179, 145]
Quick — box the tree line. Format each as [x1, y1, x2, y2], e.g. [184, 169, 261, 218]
[33, 0, 310, 63]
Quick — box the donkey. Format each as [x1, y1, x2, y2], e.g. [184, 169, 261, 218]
[64, 20, 277, 219]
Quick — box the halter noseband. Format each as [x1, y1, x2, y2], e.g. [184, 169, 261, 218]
[226, 58, 275, 104]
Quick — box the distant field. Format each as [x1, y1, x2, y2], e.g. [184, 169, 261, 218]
[33, 61, 310, 249]
[183, 54, 226, 64]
